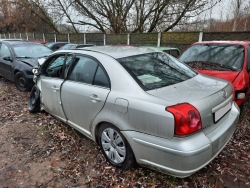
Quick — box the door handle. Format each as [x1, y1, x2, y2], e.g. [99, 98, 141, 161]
[90, 94, 101, 103]
[51, 86, 60, 92]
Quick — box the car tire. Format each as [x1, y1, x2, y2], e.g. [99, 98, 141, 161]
[239, 101, 245, 115]
[98, 123, 136, 169]
[14, 72, 31, 91]
[28, 85, 40, 113]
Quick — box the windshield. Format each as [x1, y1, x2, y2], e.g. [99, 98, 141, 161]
[117, 52, 197, 90]
[179, 44, 244, 70]
[13, 44, 52, 58]
[45, 43, 54, 48]
[59, 44, 77, 50]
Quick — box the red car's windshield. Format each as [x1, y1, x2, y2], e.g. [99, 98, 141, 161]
[179, 44, 244, 71]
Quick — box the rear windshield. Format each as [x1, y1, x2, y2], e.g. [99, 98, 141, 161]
[117, 52, 197, 90]
[179, 44, 244, 70]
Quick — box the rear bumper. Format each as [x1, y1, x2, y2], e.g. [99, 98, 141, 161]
[122, 102, 239, 177]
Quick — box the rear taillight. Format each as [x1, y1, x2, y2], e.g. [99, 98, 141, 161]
[166, 103, 202, 136]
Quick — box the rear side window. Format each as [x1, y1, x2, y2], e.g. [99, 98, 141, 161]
[67, 55, 110, 88]
[94, 66, 110, 88]
[68, 56, 98, 84]
[118, 52, 197, 90]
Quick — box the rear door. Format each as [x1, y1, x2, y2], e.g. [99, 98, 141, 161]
[40, 53, 73, 122]
[0, 43, 14, 81]
[61, 55, 110, 137]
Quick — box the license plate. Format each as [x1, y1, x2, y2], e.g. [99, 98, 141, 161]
[214, 102, 231, 123]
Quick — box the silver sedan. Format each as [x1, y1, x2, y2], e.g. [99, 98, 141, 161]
[28, 46, 239, 177]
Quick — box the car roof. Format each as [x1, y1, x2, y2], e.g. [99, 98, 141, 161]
[4, 41, 44, 46]
[0, 39, 24, 41]
[193, 41, 250, 45]
[142, 46, 179, 51]
[71, 46, 158, 58]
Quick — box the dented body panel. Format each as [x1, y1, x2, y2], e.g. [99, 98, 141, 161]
[179, 41, 250, 107]
[34, 46, 240, 177]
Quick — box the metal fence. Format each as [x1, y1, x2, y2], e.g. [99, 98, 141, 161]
[1, 31, 250, 52]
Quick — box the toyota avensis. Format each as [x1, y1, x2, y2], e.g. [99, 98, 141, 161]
[28, 46, 239, 177]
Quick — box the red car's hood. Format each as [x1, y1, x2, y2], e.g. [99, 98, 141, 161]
[196, 70, 240, 83]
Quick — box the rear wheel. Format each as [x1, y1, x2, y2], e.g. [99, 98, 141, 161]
[28, 85, 40, 113]
[98, 123, 135, 169]
[14, 72, 31, 91]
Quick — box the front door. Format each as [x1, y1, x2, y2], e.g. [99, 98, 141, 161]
[0, 43, 14, 81]
[40, 53, 73, 122]
[61, 55, 111, 137]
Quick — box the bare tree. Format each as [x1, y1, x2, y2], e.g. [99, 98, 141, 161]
[69, 0, 222, 33]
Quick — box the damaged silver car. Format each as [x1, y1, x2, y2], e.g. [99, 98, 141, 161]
[28, 46, 239, 177]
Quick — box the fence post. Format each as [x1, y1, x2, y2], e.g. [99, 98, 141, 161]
[104, 33, 106, 45]
[84, 33, 86, 44]
[14, 33, 16, 39]
[0, 34, 1, 39]
[157, 32, 161, 47]
[54, 33, 57, 42]
[26, 33, 29, 41]
[4, 34, 6, 39]
[33, 32, 35, 40]
[127, 33, 130, 45]
[43, 33, 46, 42]
[20, 33, 22, 39]
[199, 31, 203, 42]
[68, 33, 70, 43]
[9, 33, 10, 38]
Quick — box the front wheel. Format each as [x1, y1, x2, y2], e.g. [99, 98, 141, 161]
[98, 123, 135, 169]
[14, 72, 31, 91]
[28, 85, 41, 113]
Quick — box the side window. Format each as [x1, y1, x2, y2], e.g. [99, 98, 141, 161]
[248, 45, 250, 71]
[0, 43, 11, 57]
[169, 50, 179, 58]
[44, 55, 65, 78]
[68, 56, 98, 84]
[94, 66, 110, 88]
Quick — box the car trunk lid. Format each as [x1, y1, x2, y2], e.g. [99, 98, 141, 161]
[147, 74, 234, 132]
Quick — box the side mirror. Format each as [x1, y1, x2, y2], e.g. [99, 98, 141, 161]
[32, 66, 39, 74]
[3, 56, 12, 61]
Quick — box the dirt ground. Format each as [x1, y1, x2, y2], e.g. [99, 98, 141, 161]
[0, 77, 250, 188]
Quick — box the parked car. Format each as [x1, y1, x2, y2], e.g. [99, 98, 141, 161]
[28, 46, 239, 177]
[0, 41, 52, 91]
[58, 43, 95, 50]
[178, 41, 250, 111]
[0, 39, 24, 41]
[45, 42, 68, 51]
[141, 46, 180, 57]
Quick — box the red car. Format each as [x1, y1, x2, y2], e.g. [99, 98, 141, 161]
[179, 41, 250, 111]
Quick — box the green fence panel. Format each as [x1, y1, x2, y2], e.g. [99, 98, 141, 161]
[44, 33, 55, 42]
[70, 33, 84, 43]
[57, 34, 68, 42]
[27, 33, 34, 40]
[34, 33, 43, 41]
[161, 32, 200, 52]
[106, 34, 127, 45]
[130, 33, 158, 46]
[203, 31, 250, 41]
[86, 33, 104, 45]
